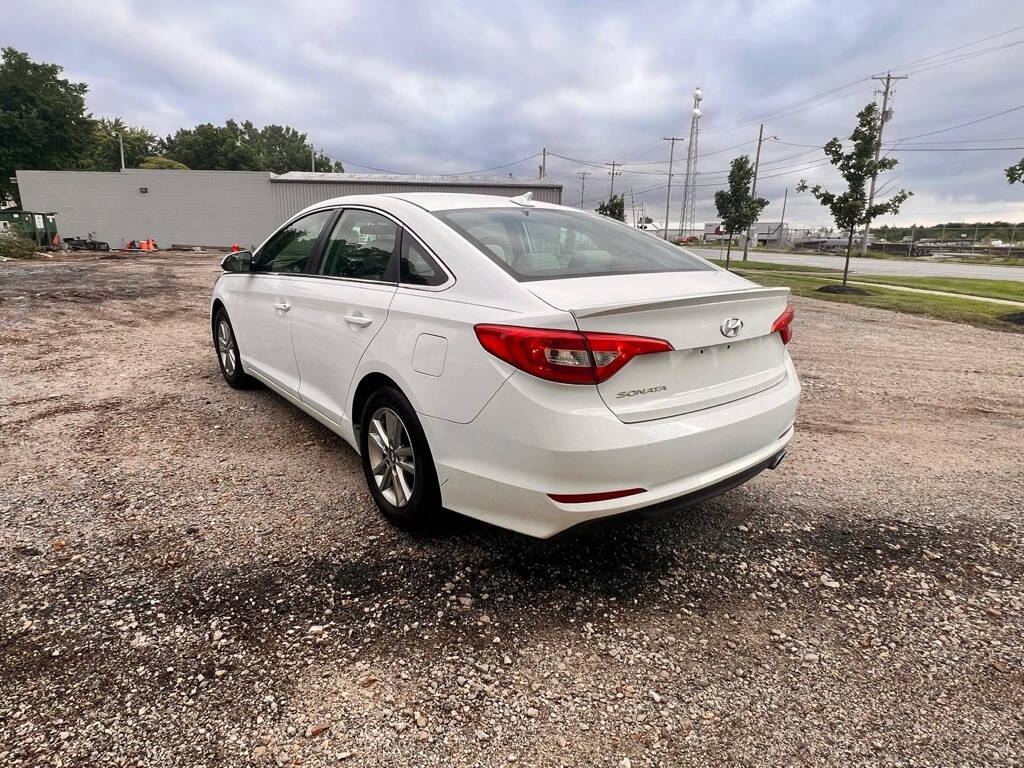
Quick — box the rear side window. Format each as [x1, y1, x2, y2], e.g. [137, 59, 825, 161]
[255, 209, 333, 273]
[435, 208, 711, 281]
[320, 210, 398, 281]
[400, 234, 447, 287]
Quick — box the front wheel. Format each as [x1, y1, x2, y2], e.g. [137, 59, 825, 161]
[214, 309, 255, 389]
[359, 386, 441, 527]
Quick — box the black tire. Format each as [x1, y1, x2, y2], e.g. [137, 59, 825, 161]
[213, 308, 256, 389]
[359, 385, 441, 527]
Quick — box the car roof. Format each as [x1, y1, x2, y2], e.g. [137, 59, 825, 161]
[299, 192, 575, 215]
[386, 192, 572, 212]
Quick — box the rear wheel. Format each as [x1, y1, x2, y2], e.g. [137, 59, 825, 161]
[359, 386, 440, 527]
[214, 308, 255, 388]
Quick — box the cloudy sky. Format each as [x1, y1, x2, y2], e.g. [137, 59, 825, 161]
[8, 0, 1024, 227]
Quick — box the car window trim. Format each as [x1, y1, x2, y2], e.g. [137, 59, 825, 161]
[396, 228, 450, 289]
[310, 204, 455, 291]
[252, 207, 337, 274]
[253, 204, 455, 290]
[309, 206, 400, 283]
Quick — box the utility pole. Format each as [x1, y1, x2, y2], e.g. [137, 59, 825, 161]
[662, 137, 683, 240]
[577, 171, 589, 208]
[607, 161, 621, 197]
[777, 187, 788, 247]
[630, 187, 637, 227]
[861, 71, 908, 255]
[118, 133, 125, 171]
[539, 147, 547, 179]
[311, 146, 316, 172]
[743, 123, 775, 261]
[971, 222, 979, 254]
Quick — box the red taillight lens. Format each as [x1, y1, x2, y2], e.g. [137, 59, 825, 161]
[771, 304, 794, 345]
[474, 324, 673, 384]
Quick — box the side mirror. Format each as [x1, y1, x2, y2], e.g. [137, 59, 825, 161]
[220, 250, 253, 272]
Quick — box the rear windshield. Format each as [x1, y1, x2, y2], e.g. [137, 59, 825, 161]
[434, 208, 711, 281]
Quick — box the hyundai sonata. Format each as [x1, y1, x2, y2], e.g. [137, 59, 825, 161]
[211, 193, 799, 537]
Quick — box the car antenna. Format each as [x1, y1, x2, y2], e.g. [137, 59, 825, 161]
[509, 191, 534, 207]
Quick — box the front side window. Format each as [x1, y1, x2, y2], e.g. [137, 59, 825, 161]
[435, 208, 712, 281]
[319, 210, 398, 281]
[400, 235, 447, 286]
[254, 209, 334, 273]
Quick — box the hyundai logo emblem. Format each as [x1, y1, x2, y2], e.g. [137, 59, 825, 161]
[720, 317, 743, 338]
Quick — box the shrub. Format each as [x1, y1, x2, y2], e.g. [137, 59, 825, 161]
[0, 233, 38, 259]
[139, 156, 189, 170]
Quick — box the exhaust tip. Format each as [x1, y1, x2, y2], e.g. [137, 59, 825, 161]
[768, 450, 786, 470]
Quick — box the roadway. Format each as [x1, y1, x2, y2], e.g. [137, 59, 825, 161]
[688, 247, 1024, 282]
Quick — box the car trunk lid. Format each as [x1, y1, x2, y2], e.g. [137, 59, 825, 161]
[527, 271, 791, 423]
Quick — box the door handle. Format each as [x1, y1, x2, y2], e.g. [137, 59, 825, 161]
[344, 314, 374, 327]
[272, 302, 291, 312]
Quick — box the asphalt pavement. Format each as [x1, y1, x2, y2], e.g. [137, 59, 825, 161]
[688, 247, 1024, 282]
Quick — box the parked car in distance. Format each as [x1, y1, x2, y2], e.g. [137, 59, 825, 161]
[211, 193, 800, 537]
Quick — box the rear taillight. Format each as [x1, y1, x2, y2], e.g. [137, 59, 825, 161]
[474, 324, 673, 384]
[771, 304, 794, 345]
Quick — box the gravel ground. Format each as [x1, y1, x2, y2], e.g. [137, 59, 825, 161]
[1, 252, 1021, 767]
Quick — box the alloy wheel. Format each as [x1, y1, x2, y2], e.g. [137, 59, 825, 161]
[217, 319, 237, 376]
[367, 407, 416, 507]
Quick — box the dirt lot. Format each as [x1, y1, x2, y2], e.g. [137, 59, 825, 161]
[1, 252, 1022, 767]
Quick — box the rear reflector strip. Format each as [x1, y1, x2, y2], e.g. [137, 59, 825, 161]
[548, 488, 646, 504]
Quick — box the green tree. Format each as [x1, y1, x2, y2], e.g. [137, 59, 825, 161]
[139, 156, 189, 170]
[240, 121, 343, 173]
[713, 155, 768, 271]
[0, 47, 93, 206]
[160, 120, 255, 170]
[78, 117, 157, 171]
[797, 102, 911, 288]
[1007, 159, 1024, 185]
[595, 194, 625, 221]
[160, 119, 343, 173]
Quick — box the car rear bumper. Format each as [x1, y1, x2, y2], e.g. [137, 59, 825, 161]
[423, 356, 800, 538]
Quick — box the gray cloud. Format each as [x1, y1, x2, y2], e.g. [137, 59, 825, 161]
[8, 0, 1024, 225]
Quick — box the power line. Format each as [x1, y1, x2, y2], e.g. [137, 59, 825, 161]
[325, 152, 540, 177]
[886, 23, 1024, 71]
[900, 39, 1024, 77]
[618, 139, 758, 166]
[893, 104, 1024, 142]
[442, 153, 541, 176]
[885, 146, 1024, 152]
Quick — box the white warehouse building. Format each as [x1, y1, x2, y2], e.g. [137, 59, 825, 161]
[14, 169, 563, 249]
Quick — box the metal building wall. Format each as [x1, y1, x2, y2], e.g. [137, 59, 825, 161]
[16, 170, 565, 249]
[272, 181, 563, 220]
[16, 169, 277, 249]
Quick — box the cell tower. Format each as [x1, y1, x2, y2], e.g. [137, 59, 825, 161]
[677, 86, 703, 239]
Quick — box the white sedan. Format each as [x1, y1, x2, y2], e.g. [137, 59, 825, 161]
[211, 193, 799, 537]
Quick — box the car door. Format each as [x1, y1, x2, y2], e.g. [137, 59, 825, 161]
[290, 208, 400, 426]
[229, 208, 334, 396]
